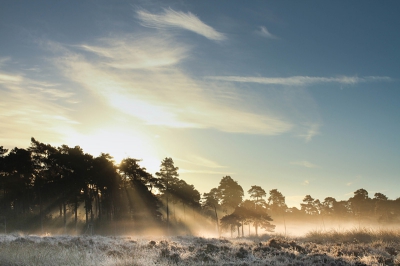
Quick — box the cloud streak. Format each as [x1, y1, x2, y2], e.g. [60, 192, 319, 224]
[53, 34, 292, 135]
[176, 155, 226, 169]
[300, 124, 320, 142]
[207, 75, 392, 86]
[0, 68, 78, 148]
[256, 26, 277, 39]
[179, 169, 234, 175]
[291, 160, 318, 168]
[346, 175, 362, 186]
[137, 8, 226, 41]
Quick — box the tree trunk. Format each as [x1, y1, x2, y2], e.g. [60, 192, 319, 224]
[183, 203, 186, 223]
[173, 202, 176, 222]
[166, 189, 169, 235]
[214, 205, 219, 237]
[98, 193, 101, 221]
[74, 197, 78, 233]
[255, 221, 258, 236]
[39, 193, 43, 234]
[63, 202, 67, 234]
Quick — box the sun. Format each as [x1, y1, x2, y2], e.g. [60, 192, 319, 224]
[64, 126, 162, 174]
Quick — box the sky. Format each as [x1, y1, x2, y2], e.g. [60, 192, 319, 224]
[1, 0, 400, 208]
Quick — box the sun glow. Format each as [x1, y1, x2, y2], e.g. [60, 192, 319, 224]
[64, 126, 162, 174]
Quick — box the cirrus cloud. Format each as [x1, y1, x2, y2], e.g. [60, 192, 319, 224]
[51, 34, 292, 136]
[137, 8, 226, 41]
[206, 75, 392, 86]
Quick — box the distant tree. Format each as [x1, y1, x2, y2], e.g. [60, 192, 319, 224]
[220, 212, 241, 238]
[221, 204, 275, 238]
[349, 188, 372, 217]
[172, 180, 200, 222]
[217, 176, 244, 213]
[373, 192, 390, 221]
[301, 195, 320, 215]
[322, 197, 337, 216]
[268, 189, 287, 214]
[374, 193, 388, 201]
[287, 206, 302, 216]
[248, 185, 267, 235]
[314, 199, 322, 215]
[240, 199, 274, 236]
[334, 200, 351, 217]
[155, 157, 179, 234]
[267, 189, 287, 234]
[202, 188, 221, 236]
[248, 185, 267, 205]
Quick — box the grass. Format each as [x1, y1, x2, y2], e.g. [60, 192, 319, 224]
[0, 228, 399, 265]
[305, 227, 400, 244]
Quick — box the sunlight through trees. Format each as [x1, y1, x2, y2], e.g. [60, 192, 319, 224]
[0, 138, 400, 236]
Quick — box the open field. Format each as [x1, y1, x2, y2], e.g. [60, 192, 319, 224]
[0, 228, 399, 265]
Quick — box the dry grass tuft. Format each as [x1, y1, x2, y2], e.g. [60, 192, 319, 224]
[305, 227, 400, 244]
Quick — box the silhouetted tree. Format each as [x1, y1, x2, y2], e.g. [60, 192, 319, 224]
[248, 185, 267, 205]
[29, 138, 58, 232]
[53, 145, 93, 231]
[92, 153, 121, 222]
[155, 157, 179, 234]
[322, 197, 337, 216]
[373, 192, 391, 221]
[220, 212, 241, 237]
[0, 146, 9, 217]
[172, 180, 200, 222]
[349, 188, 372, 217]
[119, 158, 161, 224]
[217, 176, 243, 213]
[202, 188, 221, 236]
[221, 204, 275, 237]
[301, 195, 318, 215]
[268, 189, 287, 215]
[4, 148, 34, 216]
[248, 185, 267, 235]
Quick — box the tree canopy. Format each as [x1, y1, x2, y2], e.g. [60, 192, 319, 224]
[0, 138, 399, 236]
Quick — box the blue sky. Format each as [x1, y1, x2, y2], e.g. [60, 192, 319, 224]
[1, 1, 399, 207]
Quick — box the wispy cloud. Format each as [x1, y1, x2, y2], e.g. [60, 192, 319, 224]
[256, 26, 277, 39]
[299, 124, 320, 142]
[137, 8, 226, 41]
[176, 155, 226, 169]
[179, 169, 234, 175]
[0, 57, 11, 67]
[0, 67, 78, 148]
[291, 160, 318, 168]
[302, 180, 310, 185]
[346, 175, 362, 186]
[207, 75, 392, 86]
[52, 34, 292, 135]
[78, 36, 188, 69]
[0, 72, 23, 84]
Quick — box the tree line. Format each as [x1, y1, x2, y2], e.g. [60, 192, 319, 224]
[0, 138, 399, 236]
